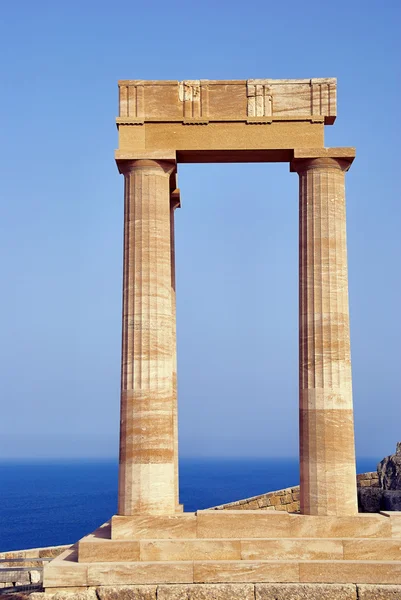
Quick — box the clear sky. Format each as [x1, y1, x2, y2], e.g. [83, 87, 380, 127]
[0, 0, 400, 462]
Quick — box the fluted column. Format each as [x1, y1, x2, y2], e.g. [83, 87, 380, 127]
[170, 188, 182, 512]
[291, 152, 358, 516]
[117, 159, 177, 515]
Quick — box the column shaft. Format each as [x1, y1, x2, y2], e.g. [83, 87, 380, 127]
[295, 156, 358, 516]
[118, 159, 177, 515]
[170, 192, 181, 511]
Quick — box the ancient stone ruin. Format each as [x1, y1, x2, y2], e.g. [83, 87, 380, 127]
[40, 79, 401, 591]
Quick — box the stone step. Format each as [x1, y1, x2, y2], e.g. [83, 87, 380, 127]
[111, 510, 396, 540]
[78, 535, 401, 563]
[44, 551, 401, 587]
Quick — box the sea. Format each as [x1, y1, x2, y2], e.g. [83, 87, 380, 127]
[0, 457, 377, 552]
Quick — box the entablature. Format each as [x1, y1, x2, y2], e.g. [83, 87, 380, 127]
[117, 78, 337, 126]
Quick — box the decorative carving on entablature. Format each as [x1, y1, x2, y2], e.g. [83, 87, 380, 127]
[247, 79, 273, 118]
[116, 79, 337, 126]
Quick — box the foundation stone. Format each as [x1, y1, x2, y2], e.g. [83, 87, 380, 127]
[255, 583, 357, 599]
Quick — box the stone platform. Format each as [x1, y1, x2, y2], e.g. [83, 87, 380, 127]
[43, 511, 401, 589]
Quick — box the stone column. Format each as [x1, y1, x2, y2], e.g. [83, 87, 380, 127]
[170, 188, 182, 512]
[291, 150, 358, 516]
[117, 159, 177, 516]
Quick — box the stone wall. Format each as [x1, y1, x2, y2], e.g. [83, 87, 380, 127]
[0, 546, 69, 588]
[23, 583, 401, 599]
[212, 473, 378, 513]
[357, 472, 380, 488]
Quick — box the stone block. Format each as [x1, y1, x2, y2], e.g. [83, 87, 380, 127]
[43, 560, 88, 588]
[96, 585, 157, 600]
[288, 514, 392, 538]
[357, 584, 401, 599]
[39, 547, 71, 558]
[87, 563, 193, 586]
[30, 570, 42, 584]
[111, 515, 197, 540]
[157, 583, 254, 599]
[380, 512, 401, 537]
[343, 539, 401, 560]
[241, 538, 342, 561]
[0, 571, 30, 584]
[255, 583, 357, 599]
[45, 588, 88, 594]
[299, 561, 401, 584]
[78, 540, 140, 563]
[196, 511, 291, 539]
[140, 540, 241, 561]
[193, 561, 299, 583]
[51, 590, 98, 600]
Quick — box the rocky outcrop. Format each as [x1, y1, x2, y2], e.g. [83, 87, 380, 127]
[378, 442, 401, 490]
[358, 442, 401, 512]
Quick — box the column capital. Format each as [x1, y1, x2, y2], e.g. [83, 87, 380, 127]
[290, 147, 355, 173]
[116, 158, 176, 177]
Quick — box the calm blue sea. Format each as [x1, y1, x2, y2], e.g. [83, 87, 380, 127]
[0, 457, 377, 551]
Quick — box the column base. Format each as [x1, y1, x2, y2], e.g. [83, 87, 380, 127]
[43, 511, 401, 588]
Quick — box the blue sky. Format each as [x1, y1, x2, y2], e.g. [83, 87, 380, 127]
[0, 0, 399, 462]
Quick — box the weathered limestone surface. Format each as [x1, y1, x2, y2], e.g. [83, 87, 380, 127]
[111, 514, 197, 540]
[118, 79, 336, 124]
[255, 583, 356, 599]
[357, 584, 401, 599]
[22, 586, 401, 600]
[18, 585, 401, 600]
[291, 150, 358, 516]
[157, 583, 254, 599]
[117, 159, 177, 516]
[116, 79, 336, 161]
[97, 586, 156, 600]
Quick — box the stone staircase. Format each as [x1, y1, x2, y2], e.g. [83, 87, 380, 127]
[43, 511, 401, 589]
